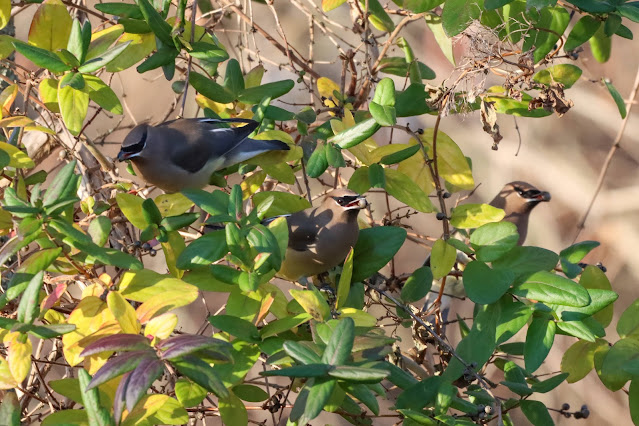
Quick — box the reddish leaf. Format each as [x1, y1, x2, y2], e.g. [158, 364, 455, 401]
[80, 334, 151, 357]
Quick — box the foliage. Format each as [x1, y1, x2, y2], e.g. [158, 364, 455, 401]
[0, 0, 637, 424]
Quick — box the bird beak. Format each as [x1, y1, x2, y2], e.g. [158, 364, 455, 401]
[527, 191, 551, 203]
[117, 150, 138, 162]
[344, 196, 368, 210]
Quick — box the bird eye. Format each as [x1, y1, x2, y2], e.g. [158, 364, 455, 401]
[514, 187, 524, 195]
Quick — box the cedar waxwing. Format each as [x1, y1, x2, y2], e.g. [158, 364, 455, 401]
[278, 189, 368, 281]
[423, 181, 551, 323]
[117, 118, 290, 192]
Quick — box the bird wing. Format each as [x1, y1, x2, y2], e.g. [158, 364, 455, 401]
[166, 118, 259, 174]
[286, 210, 320, 252]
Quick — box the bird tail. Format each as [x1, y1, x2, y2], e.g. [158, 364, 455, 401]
[221, 138, 290, 169]
[246, 138, 290, 152]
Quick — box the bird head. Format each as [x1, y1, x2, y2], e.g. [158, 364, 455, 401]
[117, 124, 149, 162]
[490, 181, 551, 214]
[324, 188, 368, 212]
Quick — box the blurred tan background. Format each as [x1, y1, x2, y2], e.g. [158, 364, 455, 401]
[13, 1, 639, 424]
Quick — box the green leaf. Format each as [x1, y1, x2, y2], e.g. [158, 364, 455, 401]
[78, 369, 112, 426]
[88, 216, 111, 247]
[283, 341, 322, 365]
[561, 339, 607, 383]
[209, 314, 260, 342]
[321, 317, 355, 366]
[520, 400, 553, 426]
[430, 239, 456, 280]
[380, 144, 421, 165]
[16, 271, 44, 325]
[306, 143, 329, 178]
[599, 337, 639, 391]
[173, 356, 229, 398]
[13, 42, 71, 73]
[58, 84, 89, 136]
[531, 372, 569, 393]
[176, 230, 228, 269]
[579, 266, 615, 327]
[368, 163, 385, 188]
[41, 410, 88, 425]
[496, 299, 534, 345]
[233, 384, 269, 402]
[630, 379, 639, 425]
[94, 2, 144, 19]
[618, 3, 639, 23]
[329, 118, 381, 149]
[136, 0, 173, 46]
[564, 15, 600, 51]
[589, 25, 611, 63]
[336, 248, 354, 310]
[470, 221, 519, 262]
[618, 298, 639, 338]
[513, 271, 591, 307]
[359, 0, 395, 32]
[136, 47, 179, 73]
[42, 160, 77, 207]
[328, 366, 389, 383]
[492, 246, 559, 278]
[604, 79, 627, 119]
[401, 266, 433, 303]
[116, 193, 147, 229]
[525, 314, 556, 372]
[77, 40, 131, 73]
[300, 378, 336, 424]
[450, 203, 505, 228]
[188, 41, 229, 62]
[238, 80, 295, 104]
[396, 83, 432, 116]
[532, 64, 582, 89]
[369, 102, 396, 126]
[174, 378, 206, 408]
[525, 6, 570, 63]
[341, 383, 379, 415]
[352, 226, 406, 282]
[373, 78, 396, 106]
[0, 390, 20, 426]
[224, 59, 245, 97]
[396, 376, 442, 410]
[463, 261, 515, 305]
[253, 191, 310, 218]
[189, 71, 235, 103]
[218, 392, 248, 426]
[441, 0, 481, 36]
[384, 168, 435, 212]
[81, 75, 123, 115]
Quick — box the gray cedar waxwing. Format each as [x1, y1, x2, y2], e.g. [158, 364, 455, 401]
[277, 189, 368, 281]
[117, 118, 290, 192]
[423, 181, 551, 322]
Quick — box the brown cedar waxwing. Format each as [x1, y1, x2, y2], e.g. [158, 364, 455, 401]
[488, 181, 551, 245]
[423, 181, 551, 322]
[277, 189, 368, 281]
[117, 118, 289, 192]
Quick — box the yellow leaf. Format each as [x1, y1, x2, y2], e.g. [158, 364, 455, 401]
[317, 77, 341, 112]
[254, 129, 294, 145]
[82, 282, 106, 298]
[0, 356, 17, 389]
[58, 85, 89, 136]
[105, 32, 156, 73]
[135, 289, 199, 324]
[119, 269, 199, 303]
[255, 292, 275, 324]
[421, 129, 474, 190]
[107, 291, 141, 334]
[369, 143, 412, 164]
[195, 94, 234, 115]
[0, 141, 35, 169]
[340, 308, 377, 327]
[25, 125, 56, 135]
[322, 0, 347, 12]
[39, 78, 60, 113]
[161, 230, 186, 279]
[0, 84, 17, 118]
[0, 116, 34, 127]
[241, 170, 267, 199]
[28, 0, 72, 51]
[397, 139, 434, 195]
[86, 24, 124, 62]
[76, 322, 122, 374]
[145, 313, 178, 342]
[0, 35, 15, 60]
[290, 288, 330, 322]
[0, 0, 10, 30]
[7, 333, 32, 382]
[154, 192, 194, 217]
[62, 296, 115, 366]
[123, 394, 171, 425]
